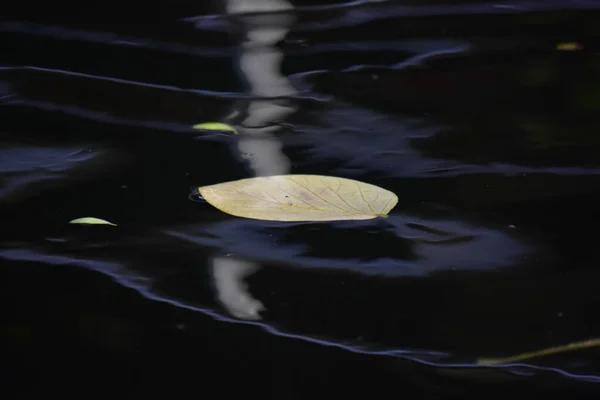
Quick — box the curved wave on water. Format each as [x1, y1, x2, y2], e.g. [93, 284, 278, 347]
[1, 246, 599, 383]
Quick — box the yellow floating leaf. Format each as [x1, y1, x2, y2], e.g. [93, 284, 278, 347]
[556, 42, 582, 51]
[192, 122, 237, 134]
[198, 174, 398, 222]
[69, 217, 117, 226]
[477, 338, 600, 365]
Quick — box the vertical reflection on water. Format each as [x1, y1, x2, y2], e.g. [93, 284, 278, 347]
[212, 257, 264, 320]
[211, 0, 296, 320]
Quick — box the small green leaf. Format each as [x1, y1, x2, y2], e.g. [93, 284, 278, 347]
[69, 217, 117, 226]
[192, 122, 237, 134]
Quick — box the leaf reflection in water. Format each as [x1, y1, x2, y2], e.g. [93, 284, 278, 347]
[165, 213, 529, 277]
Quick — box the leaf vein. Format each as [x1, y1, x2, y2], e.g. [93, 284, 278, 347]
[380, 195, 394, 215]
[291, 177, 360, 214]
[326, 178, 366, 214]
[357, 182, 376, 214]
[240, 190, 315, 211]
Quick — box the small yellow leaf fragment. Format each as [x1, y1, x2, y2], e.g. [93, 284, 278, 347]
[69, 217, 117, 226]
[477, 338, 600, 365]
[198, 174, 398, 222]
[556, 42, 582, 51]
[192, 122, 237, 134]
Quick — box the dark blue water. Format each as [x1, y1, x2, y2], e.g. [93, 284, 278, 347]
[2, 0, 600, 397]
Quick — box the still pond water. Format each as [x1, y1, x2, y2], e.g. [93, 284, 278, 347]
[2, 0, 600, 397]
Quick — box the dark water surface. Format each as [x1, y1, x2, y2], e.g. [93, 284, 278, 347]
[3, 0, 600, 397]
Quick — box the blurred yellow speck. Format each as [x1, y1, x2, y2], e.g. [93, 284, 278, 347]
[556, 42, 583, 51]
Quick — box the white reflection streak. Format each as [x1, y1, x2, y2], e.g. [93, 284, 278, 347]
[212, 257, 264, 320]
[211, 0, 295, 320]
[231, 0, 295, 175]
